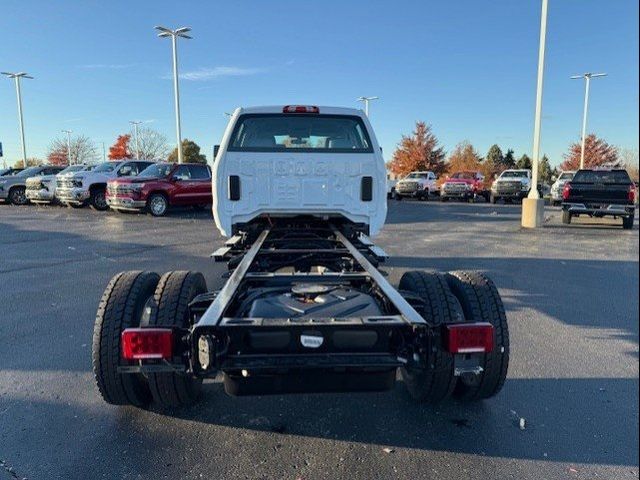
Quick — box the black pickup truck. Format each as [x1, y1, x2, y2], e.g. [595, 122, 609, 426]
[562, 169, 637, 229]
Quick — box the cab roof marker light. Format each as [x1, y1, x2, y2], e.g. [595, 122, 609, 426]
[283, 105, 319, 114]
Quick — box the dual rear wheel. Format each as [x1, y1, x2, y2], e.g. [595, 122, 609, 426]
[92, 270, 206, 409]
[92, 269, 509, 408]
[399, 270, 509, 403]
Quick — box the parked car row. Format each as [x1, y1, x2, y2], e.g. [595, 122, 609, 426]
[389, 168, 541, 204]
[0, 160, 213, 217]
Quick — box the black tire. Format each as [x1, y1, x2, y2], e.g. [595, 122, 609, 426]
[8, 186, 28, 205]
[623, 213, 635, 230]
[147, 271, 207, 408]
[92, 271, 160, 406]
[399, 271, 463, 404]
[445, 271, 509, 401]
[440, 196, 448, 202]
[90, 187, 108, 211]
[562, 209, 572, 225]
[147, 193, 169, 217]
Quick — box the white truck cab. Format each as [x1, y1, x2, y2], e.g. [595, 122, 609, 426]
[490, 169, 532, 203]
[56, 160, 153, 210]
[550, 170, 576, 206]
[212, 105, 387, 237]
[394, 171, 438, 200]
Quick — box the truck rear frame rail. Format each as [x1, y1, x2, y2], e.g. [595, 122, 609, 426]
[109, 219, 498, 399]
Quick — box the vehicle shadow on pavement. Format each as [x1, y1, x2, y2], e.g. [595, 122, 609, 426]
[384, 201, 522, 225]
[164, 376, 639, 467]
[385, 256, 639, 346]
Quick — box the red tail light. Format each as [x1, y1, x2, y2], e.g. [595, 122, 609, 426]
[445, 323, 494, 354]
[629, 184, 637, 203]
[283, 105, 319, 114]
[122, 328, 173, 360]
[562, 182, 572, 201]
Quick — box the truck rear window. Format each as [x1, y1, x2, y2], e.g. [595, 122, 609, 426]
[228, 114, 373, 153]
[572, 170, 631, 183]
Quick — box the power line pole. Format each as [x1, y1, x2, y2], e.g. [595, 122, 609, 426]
[62, 130, 73, 165]
[155, 26, 192, 163]
[2, 72, 33, 166]
[130, 121, 142, 160]
[356, 96, 379, 117]
[522, 0, 548, 228]
[570, 72, 607, 169]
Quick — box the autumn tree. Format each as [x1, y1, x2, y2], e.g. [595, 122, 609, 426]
[47, 145, 68, 166]
[560, 134, 618, 170]
[129, 127, 169, 160]
[388, 122, 446, 176]
[620, 148, 639, 182]
[13, 158, 41, 168]
[109, 134, 133, 160]
[167, 139, 207, 164]
[516, 154, 532, 170]
[446, 141, 482, 174]
[47, 135, 99, 165]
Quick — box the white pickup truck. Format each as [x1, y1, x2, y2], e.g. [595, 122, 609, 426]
[56, 160, 153, 210]
[394, 171, 438, 200]
[25, 164, 89, 204]
[92, 105, 509, 409]
[490, 169, 533, 204]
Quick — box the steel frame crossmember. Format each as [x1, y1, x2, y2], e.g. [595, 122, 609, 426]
[194, 224, 428, 330]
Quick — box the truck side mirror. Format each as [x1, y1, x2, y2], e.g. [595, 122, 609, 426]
[213, 145, 220, 159]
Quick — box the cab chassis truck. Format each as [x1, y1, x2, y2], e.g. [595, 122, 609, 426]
[92, 106, 509, 408]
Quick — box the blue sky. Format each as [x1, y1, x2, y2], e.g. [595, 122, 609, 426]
[1, 0, 638, 167]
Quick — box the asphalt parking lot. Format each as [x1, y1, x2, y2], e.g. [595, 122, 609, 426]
[1, 201, 638, 480]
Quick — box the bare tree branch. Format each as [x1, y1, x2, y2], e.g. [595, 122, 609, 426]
[47, 135, 99, 165]
[128, 127, 169, 160]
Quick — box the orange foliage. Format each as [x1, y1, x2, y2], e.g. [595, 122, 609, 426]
[108, 134, 133, 160]
[561, 134, 618, 170]
[47, 146, 69, 166]
[388, 122, 446, 176]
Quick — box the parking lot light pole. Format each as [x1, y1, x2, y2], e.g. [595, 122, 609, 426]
[2, 72, 33, 166]
[155, 26, 192, 164]
[522, 0, 548, 228]
[129, 121, 142, 160]
[62, 130, 73, 165]
[357, 96, 379, 117]
[571, 73, 607, 169]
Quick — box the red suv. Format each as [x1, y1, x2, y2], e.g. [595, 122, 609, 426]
[106, 162, 212, 216]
